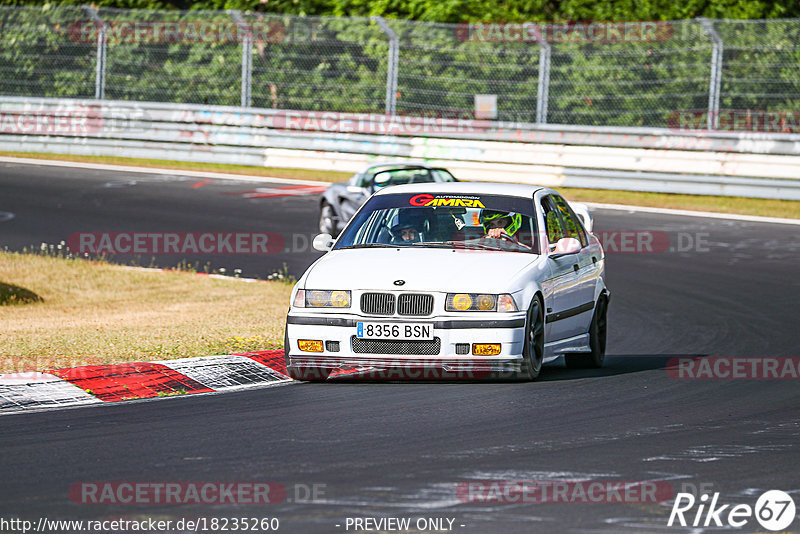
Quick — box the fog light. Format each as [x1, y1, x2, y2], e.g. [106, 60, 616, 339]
[298, 339, 324, 352]
[473, 343, 501, 356]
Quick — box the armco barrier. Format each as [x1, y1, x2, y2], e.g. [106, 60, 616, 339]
[1, 97, 799, 200]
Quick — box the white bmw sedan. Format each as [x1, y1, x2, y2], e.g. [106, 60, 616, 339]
[285, 182, 609, 381]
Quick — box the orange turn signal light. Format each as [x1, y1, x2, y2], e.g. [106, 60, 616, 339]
[298, 339, 324, 352]
[472, 343, 501, 356]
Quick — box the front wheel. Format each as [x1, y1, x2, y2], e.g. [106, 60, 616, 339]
[519, 295, 545, 381]
[565, 297, 607, 369]
[318, 201, 338, 237]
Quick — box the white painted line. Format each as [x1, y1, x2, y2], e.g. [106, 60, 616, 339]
[0, 156, 330, 186]
[585, 202, 800, 226]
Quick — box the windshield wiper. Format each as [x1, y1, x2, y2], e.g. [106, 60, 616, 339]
[460, 242, 504, 251]
[409, 241, 458, 248]
[461, 240, 535, 252]
[337, 243, 398, 249]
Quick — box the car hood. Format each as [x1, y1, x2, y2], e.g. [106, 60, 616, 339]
[303, 248, 542, 293]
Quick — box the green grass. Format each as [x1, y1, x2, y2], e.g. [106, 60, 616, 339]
[0, 251, 292, 373]
[0, 151, 352, 183]
[2, 151, 798, 219]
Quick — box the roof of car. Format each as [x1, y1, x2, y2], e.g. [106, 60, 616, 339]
[373, 181, 546, 197]
[363, 162, 437, 171]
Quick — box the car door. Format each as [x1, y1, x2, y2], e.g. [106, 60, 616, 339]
[550, 195, 597, 337]
[540, 195, 579, 343]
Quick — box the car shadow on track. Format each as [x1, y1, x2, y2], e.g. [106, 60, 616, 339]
[318, 354, 703, 383]
[538, 354, 705, 382]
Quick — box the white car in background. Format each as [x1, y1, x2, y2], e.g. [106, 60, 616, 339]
[285, 182, 609, 381]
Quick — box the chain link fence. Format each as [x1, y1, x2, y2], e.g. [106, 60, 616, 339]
[1, 6, 798, 129]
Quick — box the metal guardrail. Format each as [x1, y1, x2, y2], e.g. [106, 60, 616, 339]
[1, 97, 799, 200]
[2, 7, 800, 131]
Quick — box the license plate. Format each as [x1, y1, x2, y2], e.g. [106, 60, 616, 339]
[356, 322, 433, 340]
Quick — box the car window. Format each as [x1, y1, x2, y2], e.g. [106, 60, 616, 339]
[373, 168, 435, 188]
[335, 193, 540, 254]
[552, 195, 589, 247]
[432, 169, 457, 182]
[541, 196, 565, 244]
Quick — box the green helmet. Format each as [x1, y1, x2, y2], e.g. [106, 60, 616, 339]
[480, 210, 522, 236]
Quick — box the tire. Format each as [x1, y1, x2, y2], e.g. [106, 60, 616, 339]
[284, 325, 331, 381]
[519, 295, 545, 381]
[565, 296, 607, 369]
[319, 201, 338, 237]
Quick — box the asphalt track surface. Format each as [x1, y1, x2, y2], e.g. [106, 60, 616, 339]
[1, 161, 799, 533]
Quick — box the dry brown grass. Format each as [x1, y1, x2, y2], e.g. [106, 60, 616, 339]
[0, 251, 292, 373]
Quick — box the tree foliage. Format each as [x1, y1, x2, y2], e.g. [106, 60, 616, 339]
[2, 0, 799, 20]
[1, 3, 798, 129]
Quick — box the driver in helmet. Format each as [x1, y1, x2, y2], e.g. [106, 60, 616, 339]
[480, 210, 523, 240]
[390, 211, 424, 243]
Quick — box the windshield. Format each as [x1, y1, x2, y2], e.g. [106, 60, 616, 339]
[334, 192, 540, 254]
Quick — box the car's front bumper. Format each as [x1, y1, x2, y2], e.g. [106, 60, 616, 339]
[285, 312, 527, 378]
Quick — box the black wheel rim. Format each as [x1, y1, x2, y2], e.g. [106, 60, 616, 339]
[528, 300, 544, 373]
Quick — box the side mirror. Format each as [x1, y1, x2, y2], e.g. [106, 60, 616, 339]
[346, 185, 365, 194]
[549, 237, 582, 258]
[312, 233, 335, 252]
[373, 175, 391, 189]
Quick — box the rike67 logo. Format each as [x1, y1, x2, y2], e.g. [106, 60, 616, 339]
[668, 490, 796, 531]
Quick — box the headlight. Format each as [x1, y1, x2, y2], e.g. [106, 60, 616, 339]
[294, 289, 351, 308]
[446, 293, 517, 312]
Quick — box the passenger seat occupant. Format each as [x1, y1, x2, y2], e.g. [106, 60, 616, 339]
[480, 210, 522, 239]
